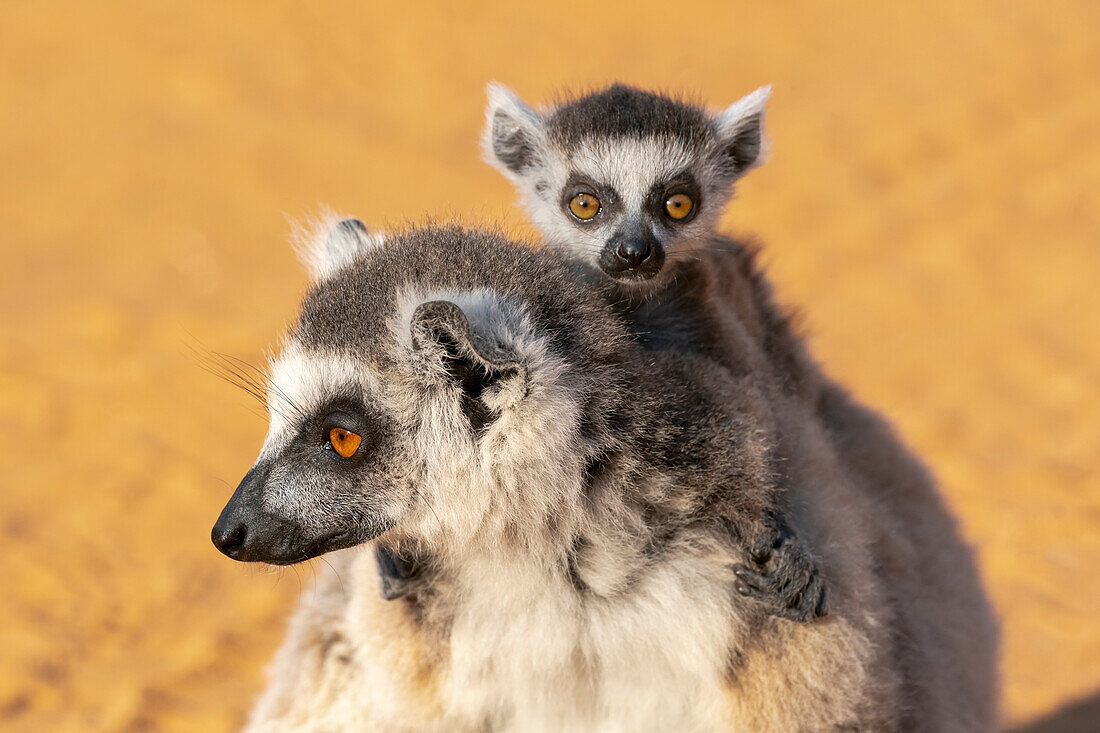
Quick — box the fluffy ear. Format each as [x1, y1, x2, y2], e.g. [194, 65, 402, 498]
[713, 85, 771, 179]
[296, 216, 379, 280]
[481, 82, 547, 180]
[411, 299, 527, 432]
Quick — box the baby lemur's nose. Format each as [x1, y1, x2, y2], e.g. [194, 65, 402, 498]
[616, 238, 653, 267]
[601, 229, 665, 280]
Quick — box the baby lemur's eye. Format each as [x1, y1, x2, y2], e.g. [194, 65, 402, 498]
[328, 427, 362, 458]
[665, 193, 694, 220]
[568, 193, 600, 221]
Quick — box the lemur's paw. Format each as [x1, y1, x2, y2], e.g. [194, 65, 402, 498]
[734, 531, 828, 622]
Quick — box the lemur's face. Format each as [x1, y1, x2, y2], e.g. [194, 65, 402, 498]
[211, 345, 411, 565]
[212, 221, 590, 565]
[484, 83, 770, 284]
[535, 136, 719, 282]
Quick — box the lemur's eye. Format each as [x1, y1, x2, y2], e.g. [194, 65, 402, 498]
[328, 427, 362, 458]
[568, 193, 601, 220]
[665, 193, 694, 220]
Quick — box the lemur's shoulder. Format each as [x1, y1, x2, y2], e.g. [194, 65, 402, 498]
[673, 234, 822, 403]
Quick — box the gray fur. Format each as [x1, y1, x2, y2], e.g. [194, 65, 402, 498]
[481, 83, 999, 728]
[484, 83, 826, 623]
[215, 223, 997, 731]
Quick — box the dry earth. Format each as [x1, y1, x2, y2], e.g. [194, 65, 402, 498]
[1, 1, 1098, 730]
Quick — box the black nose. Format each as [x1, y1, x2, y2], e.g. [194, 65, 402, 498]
[212, 518, 248, 557]
[212, 462, 273, 560]
[615, 238, 653, 267]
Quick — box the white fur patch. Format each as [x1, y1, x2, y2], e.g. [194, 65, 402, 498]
[291, 211, 386, 281]
[261, 343, 383, 460]
[715, 85, 772, 169]
[481, 82, 550, 184]
[573, 136, 696, 212]
[716, 85, 771, 134]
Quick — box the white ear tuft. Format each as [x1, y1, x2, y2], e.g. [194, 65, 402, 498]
[292, 212, 383, 280]
[481, 82, 547, 180]
[714, 85, 772, 176]
[717, 85, 771, 131]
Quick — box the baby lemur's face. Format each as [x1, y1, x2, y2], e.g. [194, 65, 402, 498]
[484, 83, 769, 283]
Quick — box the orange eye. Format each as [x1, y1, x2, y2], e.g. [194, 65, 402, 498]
[665, 193, 694, 220]
[568, 193, 600, 220]
[328, 427, 362, 458]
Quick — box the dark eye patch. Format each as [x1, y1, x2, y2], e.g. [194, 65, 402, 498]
[646, 171, 701, 225]
[285, 393, 384, 467]
[560, 172, 622, 224]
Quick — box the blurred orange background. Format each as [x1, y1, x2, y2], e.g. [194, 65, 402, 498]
[2, 1, 1098, 730]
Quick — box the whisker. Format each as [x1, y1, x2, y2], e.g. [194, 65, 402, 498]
[190, 346, 270, 407]
[667, 246, 747, 256]
[189, 343, 314, 426]
[293, 564, 303, 595]
[320, 555, 347, 598]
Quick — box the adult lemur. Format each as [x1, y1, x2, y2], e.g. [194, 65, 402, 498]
[213, 222, 997, 731]
[480, 82, 830, 622]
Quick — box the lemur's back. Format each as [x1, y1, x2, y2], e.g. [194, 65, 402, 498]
[651, 237, 1000, 730]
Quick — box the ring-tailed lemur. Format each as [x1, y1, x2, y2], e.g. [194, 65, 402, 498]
[480, 83, 828, 623]
[212, 221, 997, 732]
[483, 82, 769, 284]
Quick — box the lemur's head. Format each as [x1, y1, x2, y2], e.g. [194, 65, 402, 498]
[212, 219, 625, 565]
[483, 83, 769, 283]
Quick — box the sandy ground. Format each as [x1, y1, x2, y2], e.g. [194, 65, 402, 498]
[1, 1, 1098, 730]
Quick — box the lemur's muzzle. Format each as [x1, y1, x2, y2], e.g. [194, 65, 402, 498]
[211, 463, 350, 565]
[600, 226, 665, 281]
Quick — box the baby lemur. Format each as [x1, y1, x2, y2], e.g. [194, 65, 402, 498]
[212, 222, 997, 730]
[479, 82, 827, 622]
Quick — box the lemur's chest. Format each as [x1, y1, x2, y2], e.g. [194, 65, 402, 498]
[432, 553, 742, 732]
[271, 547, 746, 731]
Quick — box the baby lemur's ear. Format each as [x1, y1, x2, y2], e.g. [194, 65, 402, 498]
[713, 85, 771, 180]
[411, 299, 528, 432]
[482, 82, 548, 181]
[295, 215, 382, 280]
